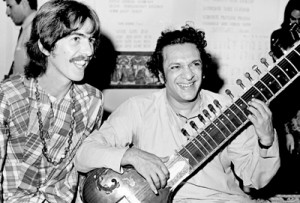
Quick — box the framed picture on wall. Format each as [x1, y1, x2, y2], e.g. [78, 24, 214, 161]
[110, 52, 164, 88]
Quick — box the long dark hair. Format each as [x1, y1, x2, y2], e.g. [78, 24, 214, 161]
[281, 0, 300, 29]
[25, 0, 101, 79]
[147, 25, 211, 82]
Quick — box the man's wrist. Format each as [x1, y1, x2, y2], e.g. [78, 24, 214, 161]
[258, 140, 273, 149]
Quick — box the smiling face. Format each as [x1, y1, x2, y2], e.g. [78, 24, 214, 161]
[163, 43, 203, 105]
[43, 18, 95, 83]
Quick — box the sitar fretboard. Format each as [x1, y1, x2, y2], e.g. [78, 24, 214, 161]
[177, 42, 300, 171]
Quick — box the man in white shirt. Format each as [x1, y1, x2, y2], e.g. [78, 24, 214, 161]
[3, 0, 37, 78]
[75, 25, 280, 203]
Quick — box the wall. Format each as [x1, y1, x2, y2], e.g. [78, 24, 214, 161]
[0, 0, 289, 111]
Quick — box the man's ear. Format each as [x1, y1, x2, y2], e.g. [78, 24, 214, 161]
[38, 40, 50, 56]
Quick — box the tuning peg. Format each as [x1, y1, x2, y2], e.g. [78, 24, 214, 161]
[269, 51, 277, 62]
[225, 89, 234, 99]
[190, 120, 198, 131]
[203, 109, 211, 120]
[213, 99, 222, 109]
[244, 72, 253, 82]
[236, 79, 245, 90]
[181, 128, 191, 140]
[198, 114, 206, 124]
[252, 65, 261, 75]
[208, 104, 216, 114]
[260, 58, 269, 68]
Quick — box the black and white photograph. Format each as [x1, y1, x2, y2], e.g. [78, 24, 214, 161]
[0, 0, 300, 203]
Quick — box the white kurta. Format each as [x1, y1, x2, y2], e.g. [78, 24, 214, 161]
[75, 88, 280, 202]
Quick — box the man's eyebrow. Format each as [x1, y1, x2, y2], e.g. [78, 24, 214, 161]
[71, 32, 85, 37]
[70, 32, 91, 38]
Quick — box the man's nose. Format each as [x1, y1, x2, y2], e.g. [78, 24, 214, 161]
[6, 8, 10, 17]
[81, 40, 94, 57]
[182, 66, 194, 80]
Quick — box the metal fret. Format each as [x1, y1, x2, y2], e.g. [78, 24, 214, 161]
[286, 53, 300, 73]
[242, 85, 268, 103]
[189, 121, 215, 151]
[206, 123, 227, 142]
[192, 138, 210, 154]
[267, 68, 284, 89]
[270, 65, 289, 86]
[194, 134, 214, 151]
[232, 99, 249, 119]
[218, 114, 236, 132]
[257, 74, 276, 96]
[259, 73, 282, 96]
[180, 145, 200, 167]
[277, 58, 298, 78]
[213, 118, 232, 135]
[200, 130, 218, 147]
[190, 140, 207, 156]
[251, 83, 270, 101]
[223, 108, 243, 127]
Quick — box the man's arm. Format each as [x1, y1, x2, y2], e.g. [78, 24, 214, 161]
[226, 98, 280, 189]
[75, 98, 170, 194]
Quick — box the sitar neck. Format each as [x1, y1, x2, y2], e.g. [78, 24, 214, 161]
[167, 41, 300, 190]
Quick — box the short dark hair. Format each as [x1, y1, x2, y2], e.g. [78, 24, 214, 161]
[24, 0, 101, 79]
[27, 0, 37, 10]
[6, 0, 38, 10]
[147, 25, 211, 82]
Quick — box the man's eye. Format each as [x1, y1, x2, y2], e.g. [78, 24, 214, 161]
[170, 65, 180, 70]
[89, 38, 96, 44]
[194, 62, 201, 66]
[73, 36, 81, 42]
[191, 60, 202, 67]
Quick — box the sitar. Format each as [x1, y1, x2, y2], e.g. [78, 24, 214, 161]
[82, 41, 300, 203]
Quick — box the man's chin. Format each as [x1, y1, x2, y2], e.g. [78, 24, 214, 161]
[71, 74, 85, 82]
[180, 95, 198, 102]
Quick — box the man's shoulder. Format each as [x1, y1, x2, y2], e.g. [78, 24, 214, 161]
[129, 88, 164, 103]
[109, 89, 164, 120]
[115, 88, 164, 111]
[0, 75, 28, 104]
[1, 74, 25, 91]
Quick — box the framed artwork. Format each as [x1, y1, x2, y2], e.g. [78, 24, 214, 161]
[110, 52, 164, 88]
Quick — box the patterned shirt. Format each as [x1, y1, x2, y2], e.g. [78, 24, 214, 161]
[0, 75, 103, 203]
